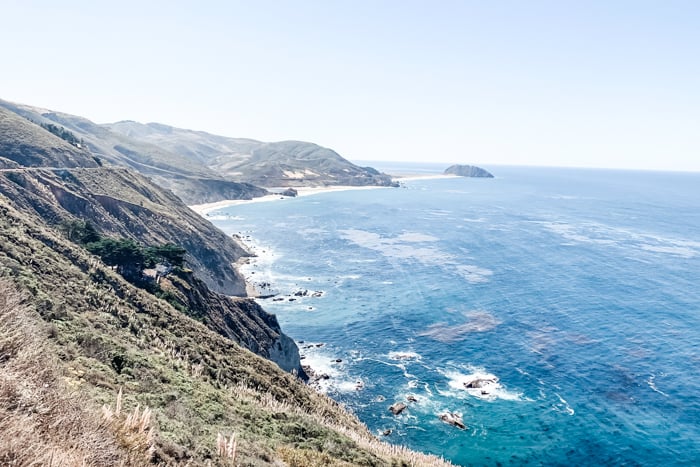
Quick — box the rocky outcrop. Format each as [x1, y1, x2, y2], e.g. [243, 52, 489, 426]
[439, 412, 466, 430]
[444, 164, 494, 178]
[389, 402, 407, 415]
[160, 272, 306, 378]
[280, 188, 298, 197]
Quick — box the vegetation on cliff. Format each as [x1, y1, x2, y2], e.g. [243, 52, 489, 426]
[0, 181, 450, 466]
[0, 100, 452, 465]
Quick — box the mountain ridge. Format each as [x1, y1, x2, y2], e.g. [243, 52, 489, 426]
[1, 99, 396, 204]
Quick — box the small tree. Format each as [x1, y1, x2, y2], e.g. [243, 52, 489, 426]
[59, 219, 101, 244]
[87, 238, 145, 278]
[145, 243, 187, 268]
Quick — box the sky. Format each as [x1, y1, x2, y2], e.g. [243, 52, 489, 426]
[1, 0, 699, 171]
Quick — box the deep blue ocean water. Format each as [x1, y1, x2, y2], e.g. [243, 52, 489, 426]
[209, 165, 700, 466]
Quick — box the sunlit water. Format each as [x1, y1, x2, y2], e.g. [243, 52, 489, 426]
[209, 165, 700, 465]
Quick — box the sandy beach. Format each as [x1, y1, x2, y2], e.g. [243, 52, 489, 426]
[188, 175, 457, 215]
[189, 184, 389, 215]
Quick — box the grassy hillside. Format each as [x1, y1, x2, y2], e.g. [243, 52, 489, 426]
[0, 193, 452, 466]
[0, 100, 268, 204]
[0, 95, 452, 466]
[105, 121, 397, 189]
[0, 100, 395, 204]
[0, 106, 98, 168]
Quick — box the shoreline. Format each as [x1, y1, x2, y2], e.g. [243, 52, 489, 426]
[188, 175, 456, 215]
[189, 184, 388, 215]
[232, 234, 277, 299]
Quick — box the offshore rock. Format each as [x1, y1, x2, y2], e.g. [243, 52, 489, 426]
[440, 412, 467, 430]
[389, 402, 407, 415]
[444, 164, 494, 178]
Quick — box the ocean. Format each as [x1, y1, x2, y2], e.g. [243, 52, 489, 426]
[207, 165, 700, 465]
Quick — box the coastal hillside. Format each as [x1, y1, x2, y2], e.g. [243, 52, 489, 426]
[0, 104, 303, 369]
[0, 105, 248, 296]
[0, 99, 395, 204]
[0, 99, 268, 205]
[0, 101, 451, 465]
[0, 199, 449, 465]
[0, 104, 99, 169]
[105, 121, 396, 188]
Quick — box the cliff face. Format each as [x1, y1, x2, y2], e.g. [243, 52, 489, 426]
[0, 167, 250, 296]
[444, 164, 494, 178]
[161, 272, 307, 378]
[0, 105, 304, 371]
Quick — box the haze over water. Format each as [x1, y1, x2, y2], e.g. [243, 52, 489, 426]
[211, 165, 700, 465]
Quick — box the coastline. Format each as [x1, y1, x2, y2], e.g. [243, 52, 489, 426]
[191, 176, 457, 297]
[188, 175, 457, 215]
[232, 234, 278, 298]
[189, 184, 389, 215]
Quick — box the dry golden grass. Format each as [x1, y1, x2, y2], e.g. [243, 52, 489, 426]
[101, 388, 155, 460]
[0, 279, 124, 465]
[0, 195, 455, 466]
[232, 384, 453, 467]
[216, 432, 237, 464]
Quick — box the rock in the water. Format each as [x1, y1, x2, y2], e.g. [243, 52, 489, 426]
[440, 412, 467, 430]
[389, 402, 407, 415]
[463, 375, 499, 390]
[382, 429, 393, 436]
[444, 164, 494, 178]
[407, 395, 418, 403]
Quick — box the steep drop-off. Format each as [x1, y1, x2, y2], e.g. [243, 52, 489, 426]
[0, 100, 451, 466]
[0, 105, 304, 369]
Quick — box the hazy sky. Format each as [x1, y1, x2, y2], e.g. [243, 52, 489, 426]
[2, 1, 699, 171]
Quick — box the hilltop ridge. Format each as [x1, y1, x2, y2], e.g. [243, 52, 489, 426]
[0, 99, 396, 204]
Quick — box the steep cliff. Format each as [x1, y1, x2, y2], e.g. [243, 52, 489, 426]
[160, 271, 306, 378]
[0, 105, 303, 369]
[0, 101, 451, 466]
